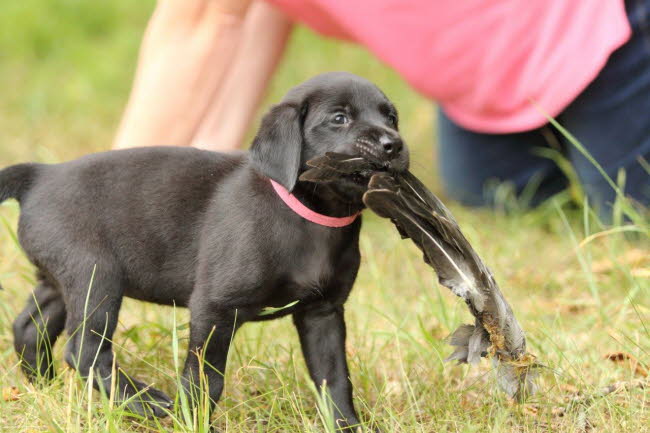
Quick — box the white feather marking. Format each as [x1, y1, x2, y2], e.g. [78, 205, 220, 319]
[397, 209, 479, 299]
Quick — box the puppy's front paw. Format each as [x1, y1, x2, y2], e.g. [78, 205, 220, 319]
[116, 377, 173, 418]
[337, 420, 383, 433]
[336, 418, 381, 433]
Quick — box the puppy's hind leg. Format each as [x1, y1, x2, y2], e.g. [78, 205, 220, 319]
[13, 279, 66, 381]
[62, 265, 172, 418]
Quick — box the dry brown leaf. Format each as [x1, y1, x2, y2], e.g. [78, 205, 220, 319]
[560, 383, 580, 394]
[552, 406, 566, 417]
[2, 386, 20, 401]
[459, 390, 481, 409]
[522, 404, 539, 417]
[566, 304, 587, 314]
[591, 249, 648, 274]
[604, 352, 649, 377]
[562, 303, 591, 315]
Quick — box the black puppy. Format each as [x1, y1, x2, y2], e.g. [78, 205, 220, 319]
[1, 72, 408, 429]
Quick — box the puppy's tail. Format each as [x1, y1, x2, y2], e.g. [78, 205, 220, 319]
[0, 163, 40, 204]
[0, 163, 40, 291]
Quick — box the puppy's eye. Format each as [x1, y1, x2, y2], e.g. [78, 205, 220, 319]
[388, 114, 398, 127]
[332, 113, 349, 125]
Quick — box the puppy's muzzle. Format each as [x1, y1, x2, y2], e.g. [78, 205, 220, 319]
[355, 134, 407, 171]
[378, 134, 403, 157]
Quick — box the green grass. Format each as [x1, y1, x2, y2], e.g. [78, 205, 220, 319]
[0, 2, 648, 432]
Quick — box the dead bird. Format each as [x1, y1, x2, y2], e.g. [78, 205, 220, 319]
[301, 152, 538, 400]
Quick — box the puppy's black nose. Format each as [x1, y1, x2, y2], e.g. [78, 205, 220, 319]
[379, 135, 403, 158]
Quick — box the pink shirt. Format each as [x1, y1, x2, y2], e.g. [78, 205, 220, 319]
[266, 0, 631, 133]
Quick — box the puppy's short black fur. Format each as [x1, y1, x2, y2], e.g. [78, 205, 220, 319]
[1, 72, 408, 429]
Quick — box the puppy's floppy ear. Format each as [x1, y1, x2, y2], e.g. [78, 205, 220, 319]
[250, 102, 304, 192]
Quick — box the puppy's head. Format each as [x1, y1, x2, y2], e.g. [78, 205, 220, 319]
[251, 72, 409, 197]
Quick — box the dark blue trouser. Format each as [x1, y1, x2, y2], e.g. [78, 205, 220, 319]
[438, 0, 650, 218]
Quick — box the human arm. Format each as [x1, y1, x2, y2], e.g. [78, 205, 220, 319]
[192, 1, 293, 151]
[113, 0, 292, 150]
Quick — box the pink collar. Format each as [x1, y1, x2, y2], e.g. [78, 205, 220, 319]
[269, 179, 360, 228]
